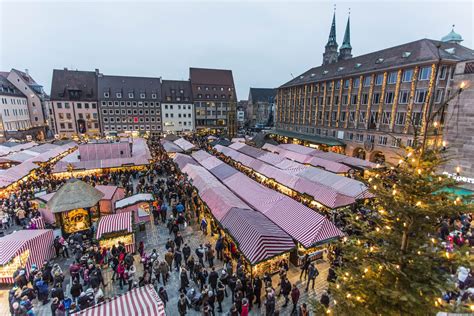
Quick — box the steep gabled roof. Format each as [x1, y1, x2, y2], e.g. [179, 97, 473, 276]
[249, 88, 276, 103]
[50, 69, 98, 101]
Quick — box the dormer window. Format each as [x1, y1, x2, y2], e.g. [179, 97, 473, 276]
[444, 48, 455, 55]
[220, 87, 224, 91]
[104, 92, 109, 98]
[205, 87, 209, 91]
[176, 97, 181, 101]
[355, 63, 362, 68]
[402, 52, 412, 58]
[179, 89, 184, 94]
[128, 92, 133, 98]
[140, 93, 146, 99]
[197, 94, 202, 98]
[322, 70, 329, 75]
[337, 67, 344, 72]
[151, 93, 157, 99]
[197, 86, 201, 90]
[222, 95, 226, 99]
[310, 73, 316, 77]
[375, 58, 384, 64]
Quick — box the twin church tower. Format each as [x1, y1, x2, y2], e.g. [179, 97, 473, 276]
[322, 10, 352, 65]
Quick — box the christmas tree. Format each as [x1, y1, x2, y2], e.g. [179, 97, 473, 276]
[318, 145, 473, 315]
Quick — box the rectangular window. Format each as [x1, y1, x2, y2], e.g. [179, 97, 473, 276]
[415, 89, 428, 104]
[341, 111, 346, 122]
[438, 65, 447, 80]
[395, 112, 406, 125]
[347, 132, 354, 140]
[349, 111, 355, 122]
[412, 112, 422, 126]
[385, 91, 394, 104]
[402, 69, 413, 82]
[378, 136, 388, 145]
[435, 89, 443, 103]
[342, 95, 348, 105]
[391, 137, 401, 147]
[318, 111, 322, 120]
[104, 92, 109, 98]
[367, 135, 375, 143]
[116, 93, 122, 98]
[372, 93, 380, 104]
[351, 94, 358, 105]
[359, 111, 366, 123]
[344, 79, 350, 88]
[331, 111, 337, 121]
[335, 81, 341, 90]
[353, 78, 360, 88]
[399, 90, 409, 104]
[361, 93, 369, 105]
[418, 66, 432, 81]
[387, 72, 398, 84]
[375, 74, 384, 85]
[77, 103, 82, 109]
[382, 111, 391, 124]
[356, 133, 364, 142]
[363, 76, 372, 87]
[140, 93, 146, 99]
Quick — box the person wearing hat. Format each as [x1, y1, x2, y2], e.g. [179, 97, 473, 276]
[51, 297, 60, 315]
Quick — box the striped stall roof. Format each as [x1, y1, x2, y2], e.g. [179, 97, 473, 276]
[96, 212, 133, 240]
[221, 208, 294, 264]
[210, 163, 238, 181]
[74, 284, 165, 316]
[162, 140, 183, 153]
[0, 229, 54, 283]
[199, 156, 224, 170]
[173, 153, 199, 169]
[200, 186, 249, 221]
[191, 150, 212, 162]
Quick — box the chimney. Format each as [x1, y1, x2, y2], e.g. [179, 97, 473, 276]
[63, 67, 68, 71]
[25, 69, 29, 76]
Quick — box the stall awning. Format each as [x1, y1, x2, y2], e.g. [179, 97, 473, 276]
[96, 212, 133, 240]
[74, 284, 165, 316]
[222, 208, 294, 264]
[173, 138, 196, 151]
[271, 129, 344, 147]
[115, 194, 155, 210]
[0, 229, 53, 265]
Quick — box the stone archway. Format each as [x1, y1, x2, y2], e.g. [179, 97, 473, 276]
[370, 151, 385, 164]
[352, 147, 366, 160]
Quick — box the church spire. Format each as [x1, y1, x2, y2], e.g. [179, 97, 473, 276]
[322, 6, 339, 65]
[339, 9, 353, 61]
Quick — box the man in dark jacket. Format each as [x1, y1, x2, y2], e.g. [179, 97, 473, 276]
[216, 281, 225, 312]
[281, 277, 292, 307]
[291, 284, 300, 314]
[70, 279, 83, 303]
[182, 244, 191, 263]
[253, 276, 262, 308]
[208, 267, 219, 292]
[306, 263, 319, 291]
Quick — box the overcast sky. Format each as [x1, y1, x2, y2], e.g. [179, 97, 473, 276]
[1, 0, 472, 99]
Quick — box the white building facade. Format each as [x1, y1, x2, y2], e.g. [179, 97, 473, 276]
[0, 78, 32, 141]
[161, 80, 194, 134]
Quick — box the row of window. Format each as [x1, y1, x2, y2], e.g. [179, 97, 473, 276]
[59, 122, 100, 130]
[56, 102, 97, 109]
[312, 109, 420, 126]
[196, 110, 228, 116]
[101, 101, 158, 107]
[58, 113, 98, 120]
[196, 94, 232, 100]
[164, 113, 192, 118]
[103, 92, 158, 99]
[163, 121, 193, 127]
[102, 109, 159, 116]
[4, 120, 31, 131]
[103, 125, 161, 131]
[1, 98, 27, 105]
[197, 86, 233, 92]
[163, 104, 192, 110]
[103, 117, 160, 123]
[283, 88, 443, 108]
[164, 96, 190, 102]
[3, 108, 29, 117]
[347, 132, 414, 148]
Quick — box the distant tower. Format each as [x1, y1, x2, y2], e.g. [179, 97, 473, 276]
[339, 12, 352, 61]
[441, 25, 464, 44]
[322, 9, 339, 65]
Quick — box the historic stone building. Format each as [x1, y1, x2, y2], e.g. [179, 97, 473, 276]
[161, 80, 194, 134]
[189, 68, 237, 136]
[276, 15, 474, 164]
[50, 69, 101, 138]
[246, 88, 276, 128]
[97, 74, 162, 135]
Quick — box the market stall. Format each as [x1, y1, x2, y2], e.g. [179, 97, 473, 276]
[115, 193, 154, 223]
[74, 284, 165, 316]
[46, 179, 104, 235]
[30, 216, 45, 229]
[95, 211, 135, 253]
[0, 229, 54, 283]
[95, 185, 126, 214]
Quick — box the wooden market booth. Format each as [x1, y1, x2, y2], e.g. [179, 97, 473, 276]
[115, 193, 154, 224]
[46, 179, 104, 236]
[95, 211, 136, 253]
[0, 229, 54, 283]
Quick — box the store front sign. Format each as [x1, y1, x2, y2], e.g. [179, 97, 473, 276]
[442, 172, 474, 184]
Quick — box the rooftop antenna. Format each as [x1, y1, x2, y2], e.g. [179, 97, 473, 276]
[290, 73, 294, 78]
[348, 7, 351, 15]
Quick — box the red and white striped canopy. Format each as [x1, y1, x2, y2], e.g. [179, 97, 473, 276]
[74, 284, 165, 316]
[30, 217, 46, 229]
[96, 212, 133, 240]
[0, 229, 54, 283]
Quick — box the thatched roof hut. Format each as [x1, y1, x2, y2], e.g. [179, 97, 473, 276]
[47, 179, 104, 213]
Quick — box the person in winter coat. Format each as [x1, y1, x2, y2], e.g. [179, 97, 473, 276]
[306, 263, 319, 291]
[241, 298, 249, 316]
[299, 254, 310, 280]
[291, 284, 300, 315]
[299, 302, 309, 316]
[158, 287, 169, 307]
[208, 267, 219, 292]
[35, 278, 49, 305]
[50, 283, 65, 301]
[280, 277, 292, 307]
[174, 248, 183, 271]
[70, 279, 83, 303]
[174, 232, 184, 249]
[117, 261, 126, 290]
[264, 292, 275, 316]
[182, 244, 191, 262]
[320, 290, 330, 308]
[253, 276, 262, 308]
[229, 303, 239, 316]
[159, 261, 169, 286]
[164, 249, 174, 272]
[216, 281, 225, 312]
[180, 266, 189, 292]
[177, 293, 187, 316]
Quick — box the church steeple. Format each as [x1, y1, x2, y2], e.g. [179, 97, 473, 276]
[322, 8, 339, 65]
[339, 12, 353, 61]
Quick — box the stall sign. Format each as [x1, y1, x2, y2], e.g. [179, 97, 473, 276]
[62, 208, 90, 233]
